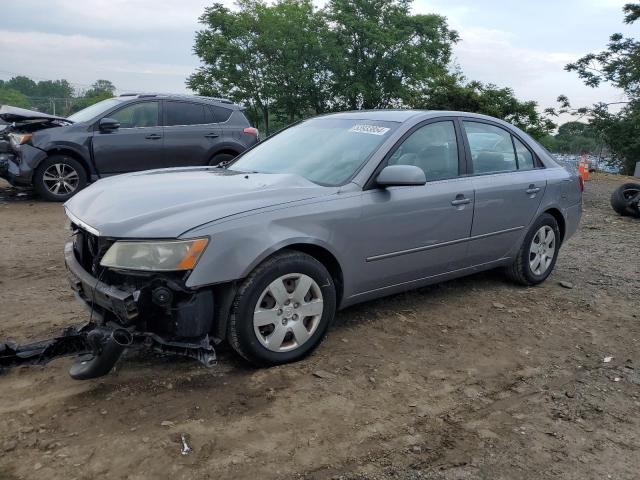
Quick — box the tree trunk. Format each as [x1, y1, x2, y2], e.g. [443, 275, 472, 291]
[262, 107, 270, 136]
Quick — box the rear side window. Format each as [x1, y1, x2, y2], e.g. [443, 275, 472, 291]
[388, 121, 459, 181]
[110, 102, 159, 128]
[165, 101, 206, 126]
[210, 105, 233, 123]
[513, 137, 535, 170]
[463, 121, 516, 174]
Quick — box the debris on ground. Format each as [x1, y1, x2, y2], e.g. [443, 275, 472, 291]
[180, 434, 192, 456]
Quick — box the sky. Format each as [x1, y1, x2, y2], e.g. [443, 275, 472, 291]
[0, 0, 635, 119]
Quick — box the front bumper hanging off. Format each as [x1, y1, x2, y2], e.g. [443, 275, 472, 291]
[0, 242, 218, 380]
[0, 321, 217, 380]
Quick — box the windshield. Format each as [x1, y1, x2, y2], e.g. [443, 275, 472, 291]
[230, 117, 399, 186]
[67, 98, 123, 123]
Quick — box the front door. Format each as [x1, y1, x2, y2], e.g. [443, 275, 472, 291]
[354, 120, 475, 294]
[461, 120, 547, 265]
[92, 100, 164, 175]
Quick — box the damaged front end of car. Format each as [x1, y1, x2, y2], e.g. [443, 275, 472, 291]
[0, 213, 218, 380]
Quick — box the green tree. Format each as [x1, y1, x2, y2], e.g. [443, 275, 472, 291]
[84, 79, 116, 98]
[0, 87, 31, 108]
[552, 121, 599, 154]
[563, 3, 640, 173]
[5, 76, 38, 97]
[416, 78, 555, 139]
[262, 0, 331, 123]
[189, 0, 280, 134]
[324, 0, 457, 109]
[36, 79, 74, 99]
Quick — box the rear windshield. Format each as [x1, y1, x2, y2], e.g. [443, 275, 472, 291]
[230, 117, 398, 186]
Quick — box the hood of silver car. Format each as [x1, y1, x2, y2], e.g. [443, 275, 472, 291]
[64, 167, 335, 238]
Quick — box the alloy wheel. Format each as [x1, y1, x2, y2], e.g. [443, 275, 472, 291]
[253, 273, 324, 352]
[42, 163, 80, 196]
[529, 225, 556, 276]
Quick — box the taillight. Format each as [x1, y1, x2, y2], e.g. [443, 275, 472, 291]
[243, 127, 259, 139]
[578, 176, 584, 192]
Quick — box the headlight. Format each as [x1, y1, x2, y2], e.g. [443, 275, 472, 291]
[9, 133, 32, 146]
[100, 238, 209, 271]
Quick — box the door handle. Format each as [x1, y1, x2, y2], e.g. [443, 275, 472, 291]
[145, 134, 162, 140]
[204, 133, 219, 138]
[526, 184, 541, 194]
[451, 196, 471, 206]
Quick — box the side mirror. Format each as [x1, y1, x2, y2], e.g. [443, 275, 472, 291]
[376, 165, 426, 187]
[99, 117, 120, 132]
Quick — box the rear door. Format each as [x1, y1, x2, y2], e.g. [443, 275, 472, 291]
[355, 119, 476, 293]
[92, 100, 164, 174]
[461, 120, 547, 265]
[162, 100, 222, 167]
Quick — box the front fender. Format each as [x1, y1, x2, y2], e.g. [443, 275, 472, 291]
[183, 195, 359, 290]
[238, 236, 342, 279]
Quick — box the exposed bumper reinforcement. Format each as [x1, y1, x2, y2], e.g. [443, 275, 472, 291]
[64, 242, 139, 322]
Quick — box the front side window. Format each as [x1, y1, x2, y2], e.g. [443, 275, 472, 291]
[464, 121, 516, 174]
[110, 102, 159, 128]
[388, 121, 459, 181]
[230, 117, 398, 186]
[165, 101, 206, 126]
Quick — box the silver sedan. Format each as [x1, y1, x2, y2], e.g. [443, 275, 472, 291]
[63, 110, 582, 376]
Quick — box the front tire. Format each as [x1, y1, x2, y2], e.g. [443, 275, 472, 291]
[33, 155, 87, 202]
[208, 152, 236, 166]
[506, 213, 561, 286]
[227, 250, 337, 367]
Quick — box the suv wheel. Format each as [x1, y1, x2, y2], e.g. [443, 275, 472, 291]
[34, 155, 87, 202]
[505, 213, 561, 286]
[227, 250, 337, 367]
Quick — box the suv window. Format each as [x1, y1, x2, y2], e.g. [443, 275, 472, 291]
[210, 105, 232, 123]
[110, 102, 159, 128]
[464, 121, 517, 174]
[513, 136, 535, 170]
[165, 101, 206, 126]
[388, 121, 459, 181]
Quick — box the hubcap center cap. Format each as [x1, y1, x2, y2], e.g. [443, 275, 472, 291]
[283, 305, 294, 318]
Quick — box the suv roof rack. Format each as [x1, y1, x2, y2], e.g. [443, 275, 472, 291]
[118, 92, 234, 104]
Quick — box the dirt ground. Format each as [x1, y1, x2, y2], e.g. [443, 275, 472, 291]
[0, 174, 638, 480]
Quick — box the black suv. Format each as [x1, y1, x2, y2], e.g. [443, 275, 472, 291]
[0, 94, 258, 201]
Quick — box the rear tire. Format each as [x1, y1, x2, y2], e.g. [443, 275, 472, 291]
[208, 152, 236, 166]
[610, 183, 640, 217]
[227, 250, 336, 367]
[506, 213, 561, 286]
[33, 155, 87, 202]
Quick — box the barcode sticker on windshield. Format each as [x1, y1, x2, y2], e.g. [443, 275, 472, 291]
[349, 124, 390, 136]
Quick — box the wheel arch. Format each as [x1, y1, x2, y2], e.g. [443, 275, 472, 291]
[243, 239, 344, 306]
[45, 147, 93, 179]
[208, 148, 240, 164]
[542, 207, 566, 244]
[209, 240, 345, 343]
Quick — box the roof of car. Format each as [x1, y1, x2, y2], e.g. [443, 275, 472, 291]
[319, 109, 517, 124]
[117, 93, 242, 109]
